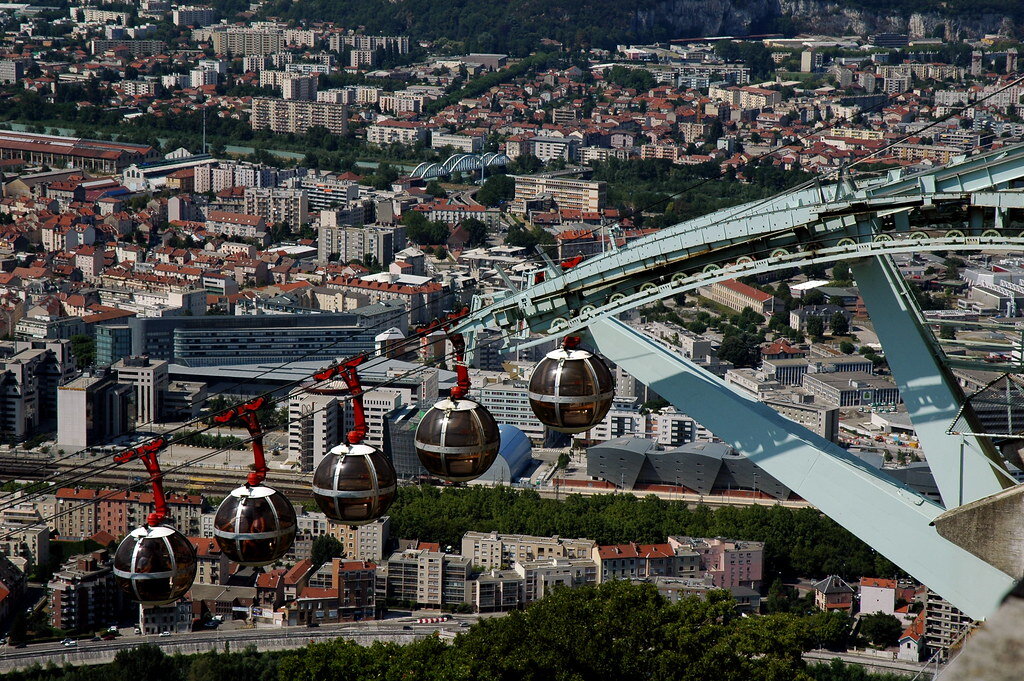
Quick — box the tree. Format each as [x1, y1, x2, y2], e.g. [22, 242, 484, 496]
[461, 217, 489, 247]
[830, 311, 849, 337]
[859, 613, 903, 648]
[806, 316, 825, 340]
[476, 174, 515, 206]
[839, 341, 856, 355]
[556, 452, 570, 469]
[425, 180, 447, 198]
[71, 334, 96, 368]
[311, 535, 343, 567]
[803, 290, 826, 305]
[717, 333, 760, 367]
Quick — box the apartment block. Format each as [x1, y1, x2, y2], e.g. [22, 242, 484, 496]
[0, 503, 49, 572]
[48, 552, 127, 631]
[592, 542, 701, 583]
[462, 531, 596, 569]
[203, 27, 285, 55]
[251, 98, 348, 135]
[367, 120, 432, 146]
[282, 74, 318, 101]
[243, 186, 309, 228]
[326, 516, 391, 562]
[172, 5, 217, 27]
[328, 34, 410, 54]
[667, 536, 765, 590]
[513, 557, 598, 603]
[511, 175, 606, 213]
[430, 132, 484, 153]
[378, 548, 471, 607]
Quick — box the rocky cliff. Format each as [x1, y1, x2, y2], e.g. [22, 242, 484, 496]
[634, 0, 1019, 40]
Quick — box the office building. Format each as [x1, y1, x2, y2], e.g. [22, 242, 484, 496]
[56, 371, 134, 449]
[95, 324, 133, 368]
[112, 356, 168, 424]
[127, 307, 404, 367]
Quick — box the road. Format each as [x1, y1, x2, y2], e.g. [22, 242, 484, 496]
[805, 649, 938, 677]
[0, 614, 481, 672]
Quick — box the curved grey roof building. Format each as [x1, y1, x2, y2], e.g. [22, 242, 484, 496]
[586, 438, 790, 499]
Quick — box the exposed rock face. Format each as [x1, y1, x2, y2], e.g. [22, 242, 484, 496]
[633, 0, 1018, 41]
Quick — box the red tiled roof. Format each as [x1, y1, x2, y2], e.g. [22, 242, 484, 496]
[719, 278, 773, 303]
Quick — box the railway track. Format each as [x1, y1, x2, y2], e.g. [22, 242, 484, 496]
[0, 455, 316, 503]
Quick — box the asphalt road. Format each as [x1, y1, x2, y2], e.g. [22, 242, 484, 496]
[0, 615, 481, 671]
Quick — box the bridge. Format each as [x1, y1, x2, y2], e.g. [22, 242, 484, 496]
[411, 152, 510, 180]
[452, 144, 1024, 620]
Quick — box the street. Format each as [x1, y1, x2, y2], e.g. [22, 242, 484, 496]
[0, 614, 484, 672]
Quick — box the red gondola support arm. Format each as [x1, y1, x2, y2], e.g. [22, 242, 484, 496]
[214, 397, 268, 486]
[114, 438, 168, 527]
[338, 355, 368, 445]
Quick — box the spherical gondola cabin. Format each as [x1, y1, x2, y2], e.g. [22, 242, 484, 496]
[528, 343, 614, 434]
[113, 524, 197, 606]
[214, 485, 297, 566]
[415, 395, 501, 482]
[313, 442, 397, 524]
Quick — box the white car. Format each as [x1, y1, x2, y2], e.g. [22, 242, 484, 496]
[159, 631, 171, 637]
[62, 639, 77, 647]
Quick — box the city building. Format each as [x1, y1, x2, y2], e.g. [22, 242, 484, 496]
[112, 356, 168, 424]
[243, 187, 309, 228]
[367, 120, 433, 146]
[924, 590, 976, 661]
[699, 279, 777, 315]
[251, 98, 348, 135]
[0, 502, 49, 573]
[586, 438, 790, 500]
[0, 131, 157, 173]
[860, 577, 898, 616]
[511, 175, 606, 213]
[462, 531, 595, 570]
[667, 536, 764, 590]
[801, 371, 900, 407]
[326, 516, 391, 562]
[812, 575, 855, 612]
[127, 307, 405, 367]
[48, 551, 127, 631]
[378, 547, 470, 607]
[592, 542, 700, 583]
[56, 371, 134, 449]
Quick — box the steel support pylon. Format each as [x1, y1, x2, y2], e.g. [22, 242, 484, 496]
[852, 256, 1014, 507]
[587, 317, 1014, 620]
